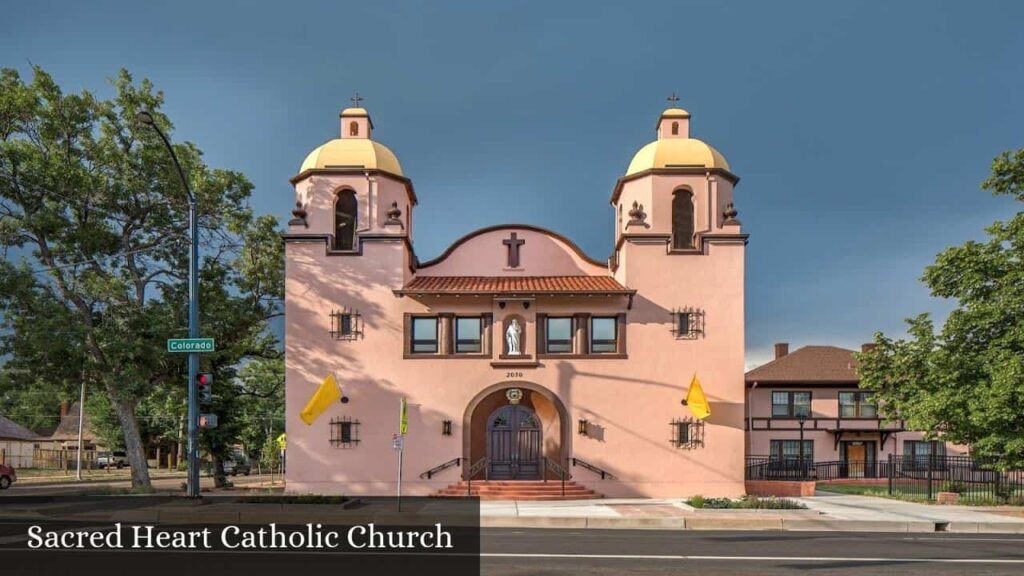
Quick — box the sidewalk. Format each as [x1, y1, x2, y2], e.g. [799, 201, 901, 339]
[476, 494, 1024, 533]
[4, 493, 1024, 533]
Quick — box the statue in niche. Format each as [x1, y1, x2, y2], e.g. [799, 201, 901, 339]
[505, 319, 522, 356]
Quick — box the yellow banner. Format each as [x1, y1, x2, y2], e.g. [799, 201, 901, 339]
[686, 374, 711, 420]
[299, 373, 341, 425]
[399, 397, 408, 435]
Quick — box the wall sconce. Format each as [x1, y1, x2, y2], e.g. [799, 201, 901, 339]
[578, 419, 589, 436]
[442, 420, 452, 436]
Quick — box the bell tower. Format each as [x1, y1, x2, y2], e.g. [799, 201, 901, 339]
[611, 100, 742, 274]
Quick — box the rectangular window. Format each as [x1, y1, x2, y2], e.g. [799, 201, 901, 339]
[839, 391, 877, 418]
[545, 317, 573, 353]
[455, 317, 483, 354]
[330, 308, 361, 340]
[411, 317, 438, 354]
[770, 439, 814, 461]
[904, 440, 946, 470]
[590, 316, 617, 353]
[329, 417, 360, 447]
[771, 391, 811, 418]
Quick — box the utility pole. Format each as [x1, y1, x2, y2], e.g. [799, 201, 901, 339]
[136, 111, 201, 498]
[76, 370, 86, 480]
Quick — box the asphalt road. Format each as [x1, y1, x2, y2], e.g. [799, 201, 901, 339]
[480, 529, 1024, 575]
[0, 517, 1021, 575]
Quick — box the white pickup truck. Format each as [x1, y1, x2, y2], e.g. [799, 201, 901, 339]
[96, 451, 129, 469]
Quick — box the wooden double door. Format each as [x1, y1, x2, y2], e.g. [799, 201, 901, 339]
[487, 405, 542, 480]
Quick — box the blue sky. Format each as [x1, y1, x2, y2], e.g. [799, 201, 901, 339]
[4, 0, 1022, 367]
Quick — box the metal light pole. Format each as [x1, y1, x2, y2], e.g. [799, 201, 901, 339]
[136, 111, 201, 498]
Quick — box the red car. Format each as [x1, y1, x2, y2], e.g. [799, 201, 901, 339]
[0, 463, 16, 489]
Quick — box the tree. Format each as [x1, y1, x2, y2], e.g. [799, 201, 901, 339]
[858, 149, 1024, 469]
[0, 66, 282, 487]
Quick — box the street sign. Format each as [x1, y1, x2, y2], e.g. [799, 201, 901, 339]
[167, 338, 215, 353]
[198, 414, 218, 429]
[392, 434, 403, 451]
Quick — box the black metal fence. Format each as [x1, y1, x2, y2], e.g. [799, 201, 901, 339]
[746, 456, 888, 481]
[887, 454, 1024, 504]
[747, 454, 1024, 503]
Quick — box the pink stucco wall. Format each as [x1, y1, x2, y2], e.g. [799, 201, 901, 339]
[284, 111, 748, 498]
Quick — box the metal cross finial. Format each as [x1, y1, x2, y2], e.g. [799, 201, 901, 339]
[350, 92, 364, 107]
[667, 92, 680, 106]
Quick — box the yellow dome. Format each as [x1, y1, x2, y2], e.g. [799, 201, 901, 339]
[340, 107, 369, 117]
[625, 138, 730, 176]
[299, 138, 403, 176]
[660, 107, 691, 119]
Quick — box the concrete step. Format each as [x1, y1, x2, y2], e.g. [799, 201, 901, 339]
[433, 479, 603, 500]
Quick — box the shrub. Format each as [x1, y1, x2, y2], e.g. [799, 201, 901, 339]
[940, 480, 966, 494]
[686, 495, 806, 509]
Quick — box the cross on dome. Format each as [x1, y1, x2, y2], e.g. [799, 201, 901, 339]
[350, 92, 364, 107]
[667, 92, 680, 106]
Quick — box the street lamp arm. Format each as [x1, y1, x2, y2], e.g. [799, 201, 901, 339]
[137, 111, 195, 206]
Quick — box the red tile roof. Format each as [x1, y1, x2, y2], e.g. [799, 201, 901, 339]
[396, 275, 634, 295]
[745, 346, 860, 384]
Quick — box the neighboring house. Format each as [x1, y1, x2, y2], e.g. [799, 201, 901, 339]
[0, 414, 45, 467]
[48, 402, 103, 451]
[284, 103, 749, 497]
[745, 343, 965, 478]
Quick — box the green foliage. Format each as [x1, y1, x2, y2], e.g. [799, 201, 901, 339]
[685, 495, 806, 509]
[940, 480, 966, 495]
[260, 433, 282, 470]
[858, 148, 1024, 470]
[0, 66, 283, 487]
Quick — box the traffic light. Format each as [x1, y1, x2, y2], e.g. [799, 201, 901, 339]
[198, 414, 218, 429]
[197, 372, 213, 404]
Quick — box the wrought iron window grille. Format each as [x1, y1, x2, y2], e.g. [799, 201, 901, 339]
[330, 308, 362, 340]
[670, 307, 704, 340]
[329, 416, 361, 448]
[670, 417, 704, 449]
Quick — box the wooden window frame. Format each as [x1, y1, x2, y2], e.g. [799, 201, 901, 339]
[410, 316, 439, 355]
[404, 313, 492, 359]
[543, 316, 574, 354]
[769, 439, 813, 462]
[454, 316, 484, 354]
[589, 316, 618, 354]
[839, 391, 877, 419]
[537, 313, 628, 359]
[771, 391, 812, 419]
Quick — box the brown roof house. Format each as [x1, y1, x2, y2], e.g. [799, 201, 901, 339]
[745, 343, 965, 479]
[49, 402, 104, 451]
[0, 414, 47, 468]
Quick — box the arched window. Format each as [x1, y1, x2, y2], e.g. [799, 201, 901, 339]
[334, 190, 357, 250]
[671, 121, 679, 136]
[349, 121, 359, 136]
[672, 190, 694, 250]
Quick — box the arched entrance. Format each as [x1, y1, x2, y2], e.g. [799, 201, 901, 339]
[463, 382, 568, 481]
[487, 404, 542, 479]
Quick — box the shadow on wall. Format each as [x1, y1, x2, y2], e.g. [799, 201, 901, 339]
[554, 360, 745, 484]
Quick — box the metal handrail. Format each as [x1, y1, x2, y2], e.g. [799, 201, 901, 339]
[466, 456, 489, 496]
[571, 457, 614, 480]
[544, 457, 570, 496]
[419, 457, 461, 480]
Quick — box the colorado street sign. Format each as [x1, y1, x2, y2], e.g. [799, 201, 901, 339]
[167, 338, 216, 353]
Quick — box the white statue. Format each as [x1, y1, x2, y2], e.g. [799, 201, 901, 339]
[505, 319, 522, 355]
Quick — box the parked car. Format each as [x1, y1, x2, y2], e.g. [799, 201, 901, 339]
[223, 457, 251, 476]
[0, 463, 16, 489]
[97, 451, 129, 469]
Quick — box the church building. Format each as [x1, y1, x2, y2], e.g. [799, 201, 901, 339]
[283, 101, 748, 497]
